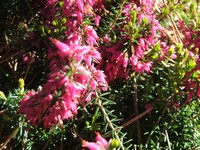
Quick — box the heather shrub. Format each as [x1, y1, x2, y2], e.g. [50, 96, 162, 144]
[0, 0, 200, 149]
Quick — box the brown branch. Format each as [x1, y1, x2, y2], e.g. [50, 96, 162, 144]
[0, 109, 7, 115]
[122, 107, 153, 128]
[0, 128, 18, 150]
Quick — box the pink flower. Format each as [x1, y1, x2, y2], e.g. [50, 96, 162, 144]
[19, 0, 108, 129]
[84, 25, 99, 46]
[64, 82, 78, 101]
[135, 45, 143, 58]
[75, 66, 91, 85]
[93, 70, 107, 87]
[41, 94, 53, 106]
[76, 0, 84, 11]
[95, 15, 101, 27]
[145, 35, 154, 45]
[130, 55, 138, 67]
[151, 26, 157, 36]
[102, 34, 111, 43]
[184, 31, 191, 40]
[66, 33, 81, 46]
[113, 65, 118, 76]
[89, 79, 98, 90]
[62, 0, 74, 16]
[115, 52, 124, 63]
[62, 109, 73, 119]
[138, 38, 145, 50]
[138, 13, 145, 22]
[111, 51, 121, 62]
[186, 91, 194, 103]
[75, 10, 83, 23]
[105, 63, 113, 72]
[143, 62, 152, 73]
[123, 55, 129, 69]
[23, 54, 35, 65]
[85, 92, 93, 102]
[89, 49, 102, 61]
[50, 38, 72, 57]
[64, 98, 78, 114]
[82, 132, 109, 150]
[135, 63, 145, 73]
[75, 46, 91, 56]
[18, 91, 44, 126]
[82, 140, 101, 150]
[95, 132, 109, 148]
[196, 86, 200, 97]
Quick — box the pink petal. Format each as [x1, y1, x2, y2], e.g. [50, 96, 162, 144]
[95, 132, 108, 148]
[50, 38, 72, 57]
[82, 141, 101, 150]
[95, 15, 101, 27]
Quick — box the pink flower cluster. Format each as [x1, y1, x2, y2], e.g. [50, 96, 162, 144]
[19, 36, 107, 128]
[98, 1, 161, 82]
[18, 0, 200, 128]
[19, 0, 107, 128]
[41, 0, 103, 42]
[176, 21, 200, 103]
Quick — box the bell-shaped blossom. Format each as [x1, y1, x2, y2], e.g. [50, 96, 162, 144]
[143, 61, 152, 73]
[82, 132, 109, 150]
[186, 91, 194, 103]
[135, 45, 144, 58]
[82, 140, 101, 150]
[131, 56, 138, 67]
[50, 38, 72, 57]
[138, 38, 146, 50]
[23, 54, 35, 65]
[95, 15, 101, 27]
[76, 0, 84, 11]
[84, 25, 99, 46]
[135, 63, 145, 73]
[95, 132, 109, 148]
[123, 55, 129, 69]
[196, 86, 200, 97]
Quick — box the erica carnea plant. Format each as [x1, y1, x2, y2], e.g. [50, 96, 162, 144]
[0, 0, 200, 150]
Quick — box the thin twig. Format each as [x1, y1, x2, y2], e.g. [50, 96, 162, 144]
[168, 14, 183, 43]
[24, 65, 30, 80]
[162, 1, 183, 44]
[165, 129, 172, 150]
[134, 144, 137, 150]
[96, 92, 125, 150]
[0, 128, 18, 150]
[0, 109, 7, 114]
[122, 107, 153, 128]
